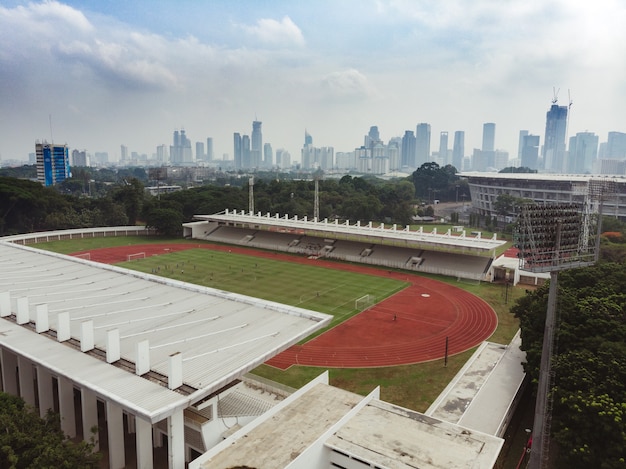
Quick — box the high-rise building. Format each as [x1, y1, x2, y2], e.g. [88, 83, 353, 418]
[170, 129, 192, 164]
[251, 121, 262, 168]
[606, 132, 626, 159]
[401, 130, 416, 169]
[195, 142, 205, 161]
[518, 130, 529, 160]
[156, 145, 168, 164]
[242, 135, 251, 168]
[415, 123, 431, 166]
[36, 142, 71, 186]
[543, 103, 568, 172]
[206, 138, 214, 161]
[439, 131, 449, 165]
[264, 143, 273, 168]
[452, 131, 465, 171]
[568, 132, 598, 174]
[120, 145, 128, 162]
[304, 130, 313, 146]
[233, 133, 242, 169]
[72, 149, 88, 167]
[482, 123, 496, 152]
[520, 135, 540, 170]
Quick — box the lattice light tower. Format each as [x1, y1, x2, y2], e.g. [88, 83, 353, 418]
[516, 180, 615, 468]
[248, 177, 254, 215]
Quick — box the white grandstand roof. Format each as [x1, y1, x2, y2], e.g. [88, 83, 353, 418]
[195, 210, 507, 253]
[0, 242, 331, 422]
[461, 171, 626, 183]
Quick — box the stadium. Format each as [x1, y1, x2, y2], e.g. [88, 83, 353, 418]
[0, 220, 526, 469]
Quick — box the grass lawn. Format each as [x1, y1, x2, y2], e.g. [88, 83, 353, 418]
[37, 236, 524, 412]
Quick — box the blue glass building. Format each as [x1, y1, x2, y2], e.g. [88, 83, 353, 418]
[36, 142, 71, 186]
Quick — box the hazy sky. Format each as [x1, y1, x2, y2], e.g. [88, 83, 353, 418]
[1, 0, 625, 163]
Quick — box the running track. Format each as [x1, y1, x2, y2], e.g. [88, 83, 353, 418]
[71, 243, 498, 369]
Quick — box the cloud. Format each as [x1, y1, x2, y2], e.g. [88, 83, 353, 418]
[320, 69, 378, 101]
[241, 16, 305, 47]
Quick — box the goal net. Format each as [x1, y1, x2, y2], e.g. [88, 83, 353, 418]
[127, 252, 146, 261]
[355, 294, 374, 311]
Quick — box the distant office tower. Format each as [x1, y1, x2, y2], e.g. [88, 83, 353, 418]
[195, 142, 205, 161]
[36, 142, 70, 186]
[251, 121, 262, 168]
[387, 137, 401, 172]
[156, 144, 168, 164]
[568, 132, 598, 174]
[365, 126, 380, 149]
[439, 131, 449, 165]
[93, 152, 109, 165]
[401, 130, 416, 169]
[72, 149, 88, 166]
[264, 143, 273, 168]
[415, 123, 431, 166]
[304, 130, 313, 146]
[206, 138, 214, 161]
[275, 148, 284, 167]
[520, 135, 540, 170]
[494, 150, 509, 170]
[120, 144, 128, 162]
[233, 133, 242, 169]
[518, 130, 529, 160]
[452, 131, 465, 171]
[171, 129, 192, 164]
[606, 132, 626, 159]
[242, 135, 251, 168]
[543, 103, 568, 172]
[281, 150, 291, 168]
[482, 123, 496, 152]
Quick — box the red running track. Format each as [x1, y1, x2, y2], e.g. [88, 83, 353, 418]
[71, 243, 498, 369]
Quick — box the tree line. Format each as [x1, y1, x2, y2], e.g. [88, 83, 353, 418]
[1, 163, 469, 237]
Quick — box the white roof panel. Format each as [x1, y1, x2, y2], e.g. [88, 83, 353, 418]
[0, 241, 331, 421]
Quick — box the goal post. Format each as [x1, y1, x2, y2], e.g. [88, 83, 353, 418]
[127, 252, 146, 261]
[355, 294, 374, 311]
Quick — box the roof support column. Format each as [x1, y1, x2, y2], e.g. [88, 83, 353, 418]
[17, 356, 36, 407]
[1, 348, 18, 395]
[36, 365, 54, 419]
[58, 375, 76, 438]
[167, 410, 185, 469]
[106, 400, 125, 469]
[81, 387, 99, 451]
[136, 416, 154, 469]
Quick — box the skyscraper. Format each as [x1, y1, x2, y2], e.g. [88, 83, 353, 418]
[36, 142, 70, 186]
[518, 130, 529, 161]
[452, 131, 465, 171]
[251, 121, 262, 168]
[233, 133, 242, 169]
[520, 134, 540, 170]
[195, 142, 205, 161]
[543, 103, 568, 172]
[401, 130, 416, 169]
[606, 132, 626, 159]
[415, 123, 431, 167]
[482, 123, 496, 152]
[439, 131, 449, 165]
[568, 132, 598, 174]
[242, 135, 251, 168]
[206, 138, 214, 161]
[264, 143, 273, 168]
[304, 130, 313, 146]
[171, 129, 192, 164]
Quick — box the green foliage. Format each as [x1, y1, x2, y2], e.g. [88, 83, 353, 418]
[0, 393, 100, 468]
[512, 263, 626, 467]
[144, 207, 184, 237]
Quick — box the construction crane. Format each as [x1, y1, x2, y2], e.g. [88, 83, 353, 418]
[551, 87, 560, 104]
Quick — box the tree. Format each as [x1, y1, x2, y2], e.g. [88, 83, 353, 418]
[511, 263, 626, 467]
[0, 392, 100, 468]
[144, 207, 184, 237]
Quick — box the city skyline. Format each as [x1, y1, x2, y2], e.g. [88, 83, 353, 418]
[2, 1, 626, 163]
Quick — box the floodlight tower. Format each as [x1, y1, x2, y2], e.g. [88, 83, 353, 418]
[314, 177, 320, 221]
[516, 186, 609, 468]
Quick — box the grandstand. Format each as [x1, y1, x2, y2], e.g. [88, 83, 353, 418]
[185, 210, 507, 281]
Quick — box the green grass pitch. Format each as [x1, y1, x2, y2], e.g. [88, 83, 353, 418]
[118, 248, 408, 334]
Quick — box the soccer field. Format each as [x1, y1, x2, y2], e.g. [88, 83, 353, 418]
[119, 248, 408, 331]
